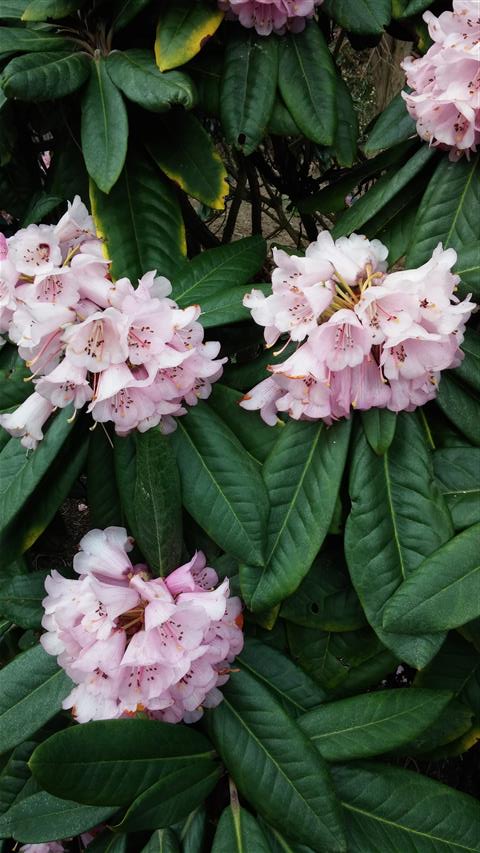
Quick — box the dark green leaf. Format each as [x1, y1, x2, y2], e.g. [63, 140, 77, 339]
[333, 146, 435, 238]
[332, 74, 358, 167]
[456, 329, 480, 395]
[21, 0, 83, 19]
[114, 433, 138, 535]
[206, 668, 346, 851]
[86, 832, 128, 853]
[180, 807, 206, 853]
[212, 798, 271, 853]
[170, 402, 268, 567]
[2, 50, 90, 100]
[141, 829, 180, 853]
[299, 688, 452, 761]
[364, 93, 415, 154]
[407, 154, 480, 267]
[278, 23, 336, 146]
[0, 791, 116, 842]
[155, 0, 223, 72]
[221, 30, 278, 156]
[392, 698, 474, 757]
[455, 242, 480, 300]
[345, 414, 453, 667]
[147, 111, 228, 210]
[383, 523, 480, 634]
[241, 419, 351, 612]
[116, 762, 220, 832]
[112, 0, 152, 32]
[280, 549, 366, 632]
[107, 49, 196, 113]
[361, 409, 397, 455]
[331, 761, 480, 851]
[0, 571, 48, 628]
[434, 446, 480, 530]
[0, 344, 30, 411]
[208, 384, 280, 465]
[436, 373, 480, 447]
[29, 719, 216, 806]
[81, 56, 128, 193]
[0, 645, 71, 754]
[239, 637, 326, 716]
[0, 27, 72, 56]
[87, 427, 124, 529]
[322, 0, 391, 33]
[0, 740, 36, 816]
[90, 147, 186, 281]
[133, 429, 182, 576]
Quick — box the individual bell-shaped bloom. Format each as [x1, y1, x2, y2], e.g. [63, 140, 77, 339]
[87, 364, 158, 435]
[62, 307, 129, 372]
[307, 231, 389, 285]
[7, 223, 62, 276]
[0, 391, 54, 449]
[388, 372, 440, 412]
[240, 376, 283, 426]
[16, 266, 81, 307]
[308, 309, 373, 371]
[355, 283, 419, 345]
[380, 327, 458, 382]
[73, 526, 135, 581]
[9, 301, 75, 351]
[54, 195, 96, 248]
[35, 358, 93, 409]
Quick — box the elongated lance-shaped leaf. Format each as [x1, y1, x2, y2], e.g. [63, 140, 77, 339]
[344, 414, 453, 668]
[2, 51, 91, 101]
[221, 30, 278, 155]
[331, 761, 480, 851]
[298, 688, 453, 761]
[0, 791, 116, 843]
[81, 56, 128, 193]
[0, 644, 72, 753]
[107, 49, 195, 113]
[241, 418, 351, 612]
[206, 668, 346, 852]
[383, 522, 480, 634]
[364, 91, 416, 154]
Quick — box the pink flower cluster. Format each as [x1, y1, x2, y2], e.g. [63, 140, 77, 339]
[218, 0, 323, 35]
[240, 232, 475, 424]
[402, 1, 480, 160]
[0, 198, 224, 449]
[41, 527, 243, 724]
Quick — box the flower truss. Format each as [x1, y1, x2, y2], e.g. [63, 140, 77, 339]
[241, 232, 475, 425]
[402, 0, 480, 160]
[41, 527, 244, 724]
[218, 0, 323, 35]
[0, 198, 224, 449]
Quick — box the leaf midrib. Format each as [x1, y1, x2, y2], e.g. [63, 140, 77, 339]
[307, 696, 443, 740]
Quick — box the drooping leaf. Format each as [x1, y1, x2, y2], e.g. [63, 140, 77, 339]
[0, 791, 116, 843]
[90, 147, 186, 281]
[1, 50, 90, 100]
[221, 30, 278, 155]
[114, 763, 220, 832]
[278, 23, 336, 146]
[155, 0, 223, 72]
[344, 414, 453, 667]
[331, 761, 480, 851]
[280, 548, 366, 633]
[212, 797, 271, 853]
[364, 92, 416, 154]
[322, 0, 391, 33]
[206, 668, 346, 852]
[147, 111, 228, 209]
[332, 73, 358, 167]
[241, 418, 351, 612]
[133, 429, 182, 576]
[107, 50, 196, 113]
[29, 719, 216, 806]
[87, 426, 124, 529]
[436, 373, 480, 447]
[360, 409, 397, 455]
[0, 570, 48, 629]
[0, 645, 71, 754]
[0, 740, 36, 817]
[383, 523, 480, 634]
[407, 154, 480, 267]
[333, 146, 436, 238]
[81, 56, 128, 193]
[21, 0, 83, 19]
[299, 688, 452, 761]
[238, 637, 326, 717]
[0, 27, 72, 56]
[208, 384, 280, 464]
[170, 402, 269, 567]
[433, 446, 480, 530]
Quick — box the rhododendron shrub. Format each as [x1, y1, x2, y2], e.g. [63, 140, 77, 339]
[1, 1, 479, 851]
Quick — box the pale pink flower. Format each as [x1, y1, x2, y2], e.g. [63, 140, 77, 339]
[20, 843, 64, 853]
[218, 0, 323, 35]
[54, 195, 96, 247]
[41, 528, 243, 724]
[35, 358, 93, 409]
[9, 302, 75, 352]
[402, 1, 480, 159]
[62, 307, 129, 372]
[7, 224, 62, 275]
[308, 309, 373, 371]
[0, 391, 53, 449]
[0, 233, 18, 333]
